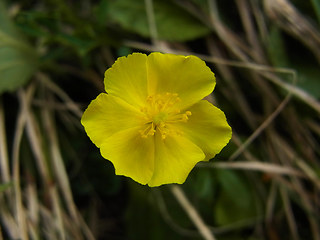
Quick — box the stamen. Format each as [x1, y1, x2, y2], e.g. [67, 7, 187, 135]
[157, 125, 167, 139]
[139, 92, 191, 139]
[167, 110, 192, 123]
[139, 122, 156, 138]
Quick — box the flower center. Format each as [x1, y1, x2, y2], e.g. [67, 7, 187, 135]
[139, 92, 191, 139]
[153, 112, 168, 125]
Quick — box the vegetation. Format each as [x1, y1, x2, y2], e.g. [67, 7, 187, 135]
[0, 0, 319, 239]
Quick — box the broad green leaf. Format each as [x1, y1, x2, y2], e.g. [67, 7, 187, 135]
[214, 169, 259, 225]
[0, 2, 38, 94]
[107, 0, 210, 42]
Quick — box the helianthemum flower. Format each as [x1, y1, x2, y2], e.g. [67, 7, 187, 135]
[81, 52, 231, 187]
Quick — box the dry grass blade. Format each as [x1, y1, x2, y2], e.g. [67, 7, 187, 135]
[272, 133, 320, 239]
[295, 159, 320, 188]
[292, 179, 320, 240]
[26, 182, 39, 238]
[24, 97, 51, 184]
[250, 0, 268, 43]
[42, 104, 79, 225]
[229, 94, 291, 161]
[145, 0, 158, 45]
[37, 72, 83, 118]
[13, 87, 36, 240]
[0, 207, 19, 239]
[207, 0, 249, 60]
[49, 185, 66, 240]
[198, 161, 304, 177]
[262, 72, 320, 113]
[20, 83, 73, 239]
[0, 98, 10, 183]
[236, 0, 265, 63]
[206, 40, 257, 129]
[41, 87, 95, 240]
[265, 181, 277, 222]
[157, 188, 263, 236]
[2, 80, 96, 239]
[39, 205, 59, 239]
[153, 189, 200, 237]
[171, 185, 216, 240]
[307, 119, 320, 137]
[264, 0, 320, 63]
[275, 134, 320, 188]
[280, 187, 300, 240]
[231, 133, 259, 162]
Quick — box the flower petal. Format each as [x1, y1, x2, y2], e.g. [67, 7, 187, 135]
[104, 53, 148, 108]
[81, 93, 142, 147]
[147, 52, 215, 109]
[100, 127, 154, 185]
[176, 100, 232, 161]
[147, 133, 205, 187]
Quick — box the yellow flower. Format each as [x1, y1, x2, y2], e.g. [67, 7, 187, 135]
[81, 52, 231, 187]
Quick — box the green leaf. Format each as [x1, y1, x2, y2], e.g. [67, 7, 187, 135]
[267, 25, 290, 68]
[94, 0, 110, 26]
[107, 0, 210, 42]
[55, 33, 97, 57]
[186, 168, 216, 200]
[294, 63, 320, 98]
[0, 2, 38, 94]
[267, 25, 320, 98]
[0, 182, 12, 192]
[214, 170, 259, 225]
[311, 0, 320, 24]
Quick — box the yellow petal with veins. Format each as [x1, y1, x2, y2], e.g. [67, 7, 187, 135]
[100, 126, 155, 185]
[148, 132, 205, 187]
[81, 93, 142, 147]
[176, 100, 232, 161]
[104, 53, 148, 109]
[147, 52, 215, 109]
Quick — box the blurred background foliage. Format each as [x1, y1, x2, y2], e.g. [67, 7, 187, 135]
[0, 0, 320, 239]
